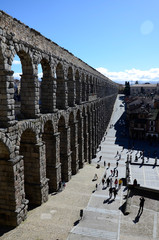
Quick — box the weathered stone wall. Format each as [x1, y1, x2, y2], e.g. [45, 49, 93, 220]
[0, 11, 118, 227]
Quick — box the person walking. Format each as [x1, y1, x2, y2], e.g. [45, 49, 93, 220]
[114, 178, 118, 188]
[102, 178, 105, 188]
[113, 188, 118, 200]
[109, 178, 113, 188]
[106, 177, 110, 187]
[118, 178, 122, 190]
[137, 197, 145, 216]
[109, 187, 113, 199]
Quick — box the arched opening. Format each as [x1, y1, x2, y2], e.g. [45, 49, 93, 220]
[87, 107, 92, 162]
[19, 129, 40, 207]
[92, 104, 96, 157]
[42, 121, 57, 192]
[82, 109, 88, 162]
[67, 67, 75, 107]
[0, 141, 15, 226]
[90, 76, 93, 95]
[81, 73, 86, 102]
[39, 59, 54, 113]
[11, 54, 22, 120]
[11, 50, 36, 119]
[69, 112, 78, 174]
[76, 110, 84, 168]
[58, 116, 69, 181]
[75, 70, 81, 105]
[86, 75, 89, 101]
[56, 63, 66, 109]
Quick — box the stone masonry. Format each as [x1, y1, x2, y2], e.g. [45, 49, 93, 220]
[0, 10, 118, 227]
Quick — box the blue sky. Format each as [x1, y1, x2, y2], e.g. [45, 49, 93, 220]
[1, 0, 159, 84]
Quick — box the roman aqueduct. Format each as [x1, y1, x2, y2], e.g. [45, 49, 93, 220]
[0, 11, 118, 226]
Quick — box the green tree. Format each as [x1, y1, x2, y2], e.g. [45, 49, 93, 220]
[124, 81, 130, 96]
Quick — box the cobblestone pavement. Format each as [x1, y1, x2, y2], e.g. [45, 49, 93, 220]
[1, 95, 159, 240]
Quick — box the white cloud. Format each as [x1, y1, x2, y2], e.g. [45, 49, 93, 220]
[38, 72, 43, 80]
[13, 60, 21, 65]
[96, 67, 159, 84]
[13, 72, 21, 80]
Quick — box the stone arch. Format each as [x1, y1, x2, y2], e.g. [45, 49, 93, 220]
[69, 112, 79, 174]
[87, 106, 92, 162]
[58, 115, 71, 181]
[86, 75, 89, 101]
[76, 109, 84, 168]
[75, 69, 81, 104]
[81, 73, 86, 102]
[19, 129, 41, 207]
[67, 66, 75, 107]
[40, 58, 54, 113]
[12, 49, 38, 119]
[42, 120, 58, 192]
[82, 107, 88, 162]
[56, 62, 66, 109]
[91, 102, 96, 157]
[0, 141, 15, 226]
[90, 76, 93, 94]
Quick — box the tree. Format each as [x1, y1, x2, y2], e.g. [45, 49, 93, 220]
[124, 81, 130, 96]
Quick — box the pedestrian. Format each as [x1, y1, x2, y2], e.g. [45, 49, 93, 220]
[155, 157, 157, 165]
[115, 169, 118, 177]
[62, 181, 66, 188]
[114, 178, 118, 188]
[113, 188, 118, 200]
[109, 187, 113, 199]
[80, 209, 83, 219]
[109, 178, 113, 188]
[93, 173, 98, 180]
[142, 156, 144, 164]
[95, 183, 98, 190]
[137, 197, 145, 216]
[106, 177, 110, 187]
[118, 179, 122, 190]
[104, 161, 106, 167]
[99, 156, 102, 161]
[116, 151, 119, 156]
[133, 179, 137, 186]
[102, 178, 105, 188]
[116, 161, 118, 168]
[113, 168, 115, 177]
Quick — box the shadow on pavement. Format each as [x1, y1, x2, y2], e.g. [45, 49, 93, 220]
[0, 226, 14, 237]
[73, 219, 80, 226]
[119, 201, 127, 215]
